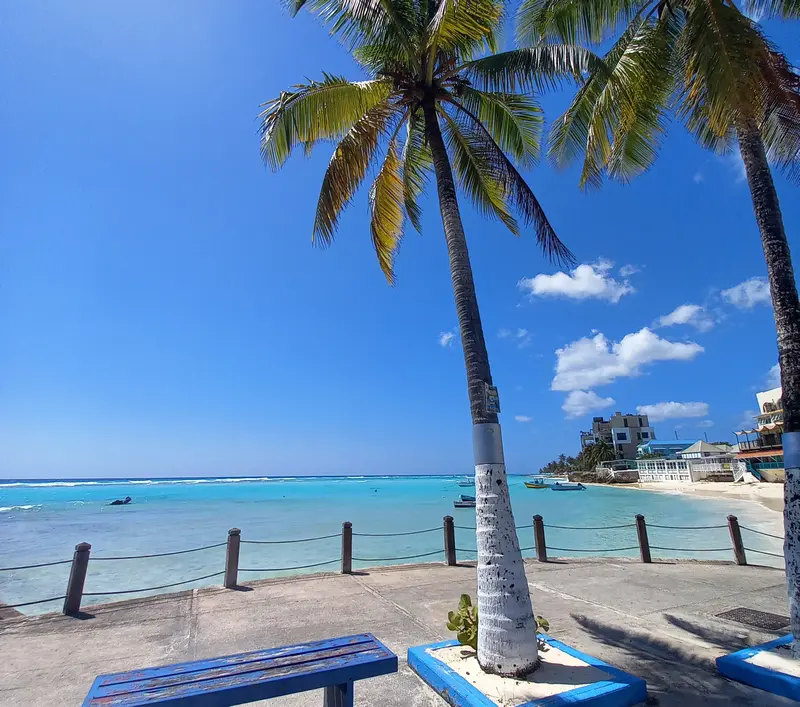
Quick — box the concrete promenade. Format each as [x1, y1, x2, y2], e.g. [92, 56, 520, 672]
[0, 558, 795, 706]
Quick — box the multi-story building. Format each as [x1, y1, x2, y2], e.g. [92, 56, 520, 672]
[637, 441, 737, 483]
[735, 387, 784, 482]
[580, 412, 656, 460]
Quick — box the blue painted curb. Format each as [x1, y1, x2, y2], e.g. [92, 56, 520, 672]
[716, 634, 800, 702]
[408, 637, 648, 707]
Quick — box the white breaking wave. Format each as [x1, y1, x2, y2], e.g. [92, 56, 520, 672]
[0, 505, 42, 512]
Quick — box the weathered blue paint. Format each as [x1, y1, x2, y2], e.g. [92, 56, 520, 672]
[716, 634, 800, 702]
[83, 633, 397, 706]
[408, 638, 647, 707]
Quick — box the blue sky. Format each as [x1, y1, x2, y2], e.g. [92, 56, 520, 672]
[1, 0, 798, 478]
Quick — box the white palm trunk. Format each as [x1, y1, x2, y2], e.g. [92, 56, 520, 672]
[475, 424, 539, 676]
[784, 432, 800, 657]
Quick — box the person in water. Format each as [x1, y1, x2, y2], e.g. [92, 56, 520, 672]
[110, 496, 131, 506]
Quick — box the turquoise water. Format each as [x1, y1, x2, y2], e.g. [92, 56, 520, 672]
[0, 476, 784, 614]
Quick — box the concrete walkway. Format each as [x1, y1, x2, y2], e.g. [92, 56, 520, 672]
[0, 558, 794, 706]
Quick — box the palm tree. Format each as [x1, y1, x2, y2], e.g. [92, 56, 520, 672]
[582, 440, 616, 470]
[517, 0, 800, 651]
[259, 0, 593, 677]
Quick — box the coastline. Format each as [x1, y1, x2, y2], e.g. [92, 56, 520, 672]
[596, 481, 784, 514]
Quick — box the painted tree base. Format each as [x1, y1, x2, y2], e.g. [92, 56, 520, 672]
[717, 635, 800, 702]
[408, 637, 647, 707]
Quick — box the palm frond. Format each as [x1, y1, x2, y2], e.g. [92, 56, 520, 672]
[456, 44, 604, 94]
[440, 108, 520, 235]
[446, 100, 575, 265]
[548, 13, 678, 188]
[369, 138, 406, 283]
[401, 110, 432, 232]
[516, 0, 651, 47]
[457, 87, 543, 167]
[260, 75, 394, 171]
[314, 102, 404, 245]
[742, 0, 800, 20]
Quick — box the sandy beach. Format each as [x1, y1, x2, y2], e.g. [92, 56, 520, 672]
[612, 481, 785, 514]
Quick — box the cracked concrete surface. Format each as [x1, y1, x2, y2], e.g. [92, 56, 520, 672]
[0, 558, 795, 705]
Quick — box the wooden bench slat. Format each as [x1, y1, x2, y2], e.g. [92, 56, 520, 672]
[99, 644, 384, 697]
[98, 634, 376, 687]
[84, 634, 397, 707]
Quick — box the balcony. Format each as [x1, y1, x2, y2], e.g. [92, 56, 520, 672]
[738, 437, 783, 452]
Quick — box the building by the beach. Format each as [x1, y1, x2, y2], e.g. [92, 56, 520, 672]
[636, 440, 737, 483]
[636, 439, 696, 459]
[734, 386, 785, 482]
[580, 412, 656, 459]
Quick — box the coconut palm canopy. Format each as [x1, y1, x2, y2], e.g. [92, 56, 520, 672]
[517, 0, 800, 188]
[258, 0, 601, 283]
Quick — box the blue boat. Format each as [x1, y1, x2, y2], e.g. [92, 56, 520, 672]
[459, 494, 475, 502]
[550, 482, 586, 491]
[457, 480, 475, 487]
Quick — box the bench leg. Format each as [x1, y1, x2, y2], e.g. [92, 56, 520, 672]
[323, 681, 354, 707]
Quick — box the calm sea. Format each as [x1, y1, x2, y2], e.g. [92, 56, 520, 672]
[0, 475, 784, 614]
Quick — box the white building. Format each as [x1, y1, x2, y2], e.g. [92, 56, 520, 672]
[636, 441, 737, 483]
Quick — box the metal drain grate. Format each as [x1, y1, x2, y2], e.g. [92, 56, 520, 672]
[716, 607, 790, 631]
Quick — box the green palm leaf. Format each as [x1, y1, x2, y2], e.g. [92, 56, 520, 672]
[742, 0, 800, 19]
[401, 111, 431, 233]
[369, 138, 407, 283]
[314, 102, 404, 244]
[440, 108, 520, 235]
[457, 87, 543, 167]
[259, 75, 394, 170]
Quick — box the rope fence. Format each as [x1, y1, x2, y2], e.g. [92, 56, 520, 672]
[1, 512, 784, 618]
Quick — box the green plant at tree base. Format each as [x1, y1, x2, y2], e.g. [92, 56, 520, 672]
[447, 594, 550, 653]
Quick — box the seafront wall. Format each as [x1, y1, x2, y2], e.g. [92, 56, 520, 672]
[0, 512, 785, 618]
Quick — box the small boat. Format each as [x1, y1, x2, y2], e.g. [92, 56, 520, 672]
[524, 482, 548, 489]
[459, 494, 475, 502]
[457, 480, 475, 487]
[453, 499, 476, 508]
[550, 482, 586, 491]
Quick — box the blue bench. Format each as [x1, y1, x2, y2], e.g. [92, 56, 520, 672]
[83, 633, 397, 707]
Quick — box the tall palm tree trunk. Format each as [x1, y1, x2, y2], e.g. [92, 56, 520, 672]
[422, 97, 539, 677]
[738, 123, 800, 656]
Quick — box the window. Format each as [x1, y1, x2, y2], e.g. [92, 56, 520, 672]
[641, 432, 649, 439]
[623, 419, 629, 427]
[616, 432, 628, 442]
[639, 417, 644, 427]
[636, 432, 641, 440]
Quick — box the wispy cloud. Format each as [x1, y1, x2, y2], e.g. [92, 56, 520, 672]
[725, 149, 747, 183]
[515, 415, 532, 423]
[562, 390, 615, 419]
[737, 410, 759, 429]
[636, 401, 709, 422]
[498, 328, 532, 348]
[619, 264, 640, 277]
[693, 171, 704, 184]
[767, 363, 781, 388]
[552, 328, 704, 392]
[519, 259, 635, 304]
[697, 420, 715, 428]
[721, 277, 771, 309]
[654, 303, 715, 332]
[438, 329, 458, 348]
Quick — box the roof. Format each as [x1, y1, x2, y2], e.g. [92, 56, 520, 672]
[679, 440, 726, 455]
[638, 439, 697, 447]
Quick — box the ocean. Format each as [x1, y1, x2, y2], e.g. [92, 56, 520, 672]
[0, 475, 785, 615]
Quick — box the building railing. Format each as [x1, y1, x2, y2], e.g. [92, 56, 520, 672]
[738, 438, 784, 452]
[0, 514, 784, 617]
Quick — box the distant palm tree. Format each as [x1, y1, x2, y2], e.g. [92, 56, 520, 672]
[260, 0, 592, 676]
[518, 0, 800, 651]
[582, 440, 616, 470]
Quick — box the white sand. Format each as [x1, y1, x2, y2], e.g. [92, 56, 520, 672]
[606, 481, 784, 514]
[430, 644, 611, 707]
[747, 643, 800, 677]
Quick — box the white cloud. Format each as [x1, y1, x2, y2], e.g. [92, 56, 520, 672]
[767, 363, 781, 388]
[721, 277, 771, 309]
[438, 329, 457, 347]
[499, 328, 532, 348]
[654, 304, 715, 332]
[515, 415, 532, 423]
[693, 171, 704, 184]
[636, 401, 709, 422]
[518, 259, 635, 304]
[552, 328, 704, 392]
[726, 149, 747, 183]
[562, 390, 615, 419]
[619, 264, 640, 277]
[697, 420, 715, 428]
[737, 410, 759, 429]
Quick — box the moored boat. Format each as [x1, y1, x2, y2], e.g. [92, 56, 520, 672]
[524, 482, 548, 489]
[459, 494, 475, 502]
[457, 480, 475, 487]
[550, 482, 586, 491]
[453, 499, 476, 508]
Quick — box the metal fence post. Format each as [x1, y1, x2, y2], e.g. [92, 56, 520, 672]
[635, 514, 651, 564]
[224, 528, 241, 588]
[533, 515, 547, 562]
[341, 522, 353, 574]
[443, 516, 456, 566]
[728, 515, 747, 566]
[63, 542, 91, 615]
